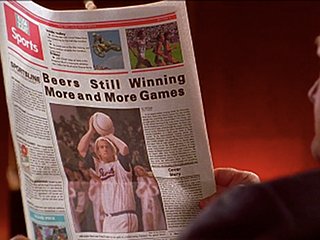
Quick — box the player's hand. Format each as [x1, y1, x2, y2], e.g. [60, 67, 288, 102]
[199, 168, 260, 209]
[89, 168, 101, 182]
[88, 115, 96, 134]
[89, 114, 94, 129]
[10, 235, 29, 240]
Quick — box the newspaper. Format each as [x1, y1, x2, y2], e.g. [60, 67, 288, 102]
[0, 1, 215, 239]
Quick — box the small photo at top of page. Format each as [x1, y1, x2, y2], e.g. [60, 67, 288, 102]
[88, 30, 124, 70]
[126, 22, 183, 70]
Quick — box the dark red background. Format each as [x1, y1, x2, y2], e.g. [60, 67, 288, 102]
[1, 1, 320, 238]
[190, 1, 320, 179]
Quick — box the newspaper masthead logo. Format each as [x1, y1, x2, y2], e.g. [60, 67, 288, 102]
[15, 14, 30, 35]
[4, 5, 44, 60]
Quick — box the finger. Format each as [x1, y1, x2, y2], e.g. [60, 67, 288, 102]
[199, 185, 245, 209]
[89, 115, 95, 131]
[199, 195, 213, 209]
[199, 186, 231, 209]
[84, 0, 97, 10]
[214, 167, 260, 187]
[199, 168, 260, 209]
[10, 235, 29, 240]
[308, 79, 319, 103]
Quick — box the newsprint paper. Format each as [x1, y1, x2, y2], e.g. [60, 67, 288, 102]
[0, 1, 215, 239]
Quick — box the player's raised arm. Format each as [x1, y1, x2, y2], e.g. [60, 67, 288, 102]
[105, 134, 129, 156]
[77, 115, 96, 157]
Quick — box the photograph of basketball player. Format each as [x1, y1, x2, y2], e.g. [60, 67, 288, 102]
[50, 104, 165, 233]
[126, 22, 183, 69]
[77, 112, 138, 233]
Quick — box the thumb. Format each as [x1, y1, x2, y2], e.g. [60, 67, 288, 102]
[10, 235, 29, 240]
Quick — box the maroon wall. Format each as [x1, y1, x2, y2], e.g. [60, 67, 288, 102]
[190, 2, 320, 180]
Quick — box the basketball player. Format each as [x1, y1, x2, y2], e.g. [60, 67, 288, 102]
[154, 33, 167, 66]
[133, 30, 152, 68]
[77, 115, 138, 233]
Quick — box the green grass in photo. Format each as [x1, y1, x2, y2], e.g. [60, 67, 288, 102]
[129, 43, 183, 69]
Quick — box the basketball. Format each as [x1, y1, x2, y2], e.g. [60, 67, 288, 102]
[92, 112, 114, 136]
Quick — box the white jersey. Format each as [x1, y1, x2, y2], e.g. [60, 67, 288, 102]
[97, 160, 136, 214]
[136, 176, 166, 231]
[137, 39, 146, 58]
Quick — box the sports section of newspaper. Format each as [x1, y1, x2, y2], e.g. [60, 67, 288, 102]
[0, 1, 215, 239]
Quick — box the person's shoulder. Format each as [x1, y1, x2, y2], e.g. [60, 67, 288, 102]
[179, 169, 320, 240]
[266, 168, 320, 193]
[226, 168, 320, 209]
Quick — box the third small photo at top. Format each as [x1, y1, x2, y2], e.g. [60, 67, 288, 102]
[126, 22, 183, 70]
